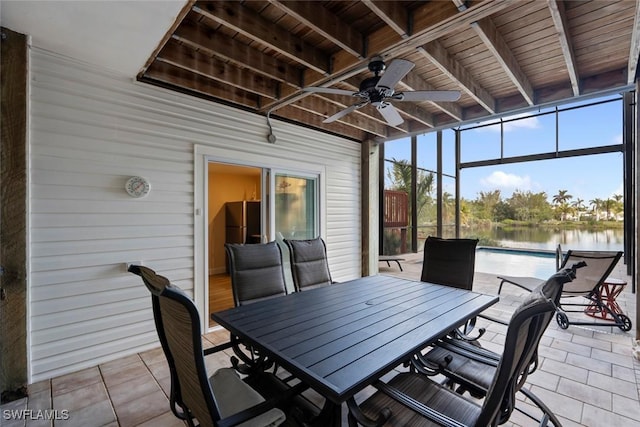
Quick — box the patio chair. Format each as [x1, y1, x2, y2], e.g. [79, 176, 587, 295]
[412, 265, 584, 427]
[128, 265, 291, 427]
[225, 241, 287, 306]
[421, 236, 479, 290]
[283, 237, 333, 291]
[421, 236, 481, 337]
[350, 274, 559, 427]
[499, 250, 629, 331]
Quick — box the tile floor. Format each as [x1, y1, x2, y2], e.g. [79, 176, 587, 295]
[2, 254, 638, 426]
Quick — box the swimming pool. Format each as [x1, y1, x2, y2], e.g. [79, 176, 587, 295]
[475, 247, 557, 278]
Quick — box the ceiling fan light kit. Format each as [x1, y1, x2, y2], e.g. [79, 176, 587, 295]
[303, 57, 461, 126]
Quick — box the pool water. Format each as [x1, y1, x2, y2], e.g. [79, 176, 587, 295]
[475, 247, 557, 279]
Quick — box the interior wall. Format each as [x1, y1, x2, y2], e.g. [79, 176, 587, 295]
[208, 168, 261, 274]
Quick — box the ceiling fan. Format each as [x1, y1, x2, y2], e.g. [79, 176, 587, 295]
[302, 57, 461, 126]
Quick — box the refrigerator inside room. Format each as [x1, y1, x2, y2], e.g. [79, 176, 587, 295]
[225, 201, 261, 244]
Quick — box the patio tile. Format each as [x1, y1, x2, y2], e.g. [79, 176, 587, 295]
[550, 337, 593, 357]
[25, 389, 53, 427]
[99, 354, 141, 373]
[612, 394, 640, 422]
[529, 385, 584, 423]
[537, 343, 568, 362]
[136, 411, 186, 427]
[613, 364, 636, 382]
[541, 358, 588, 384]
[582, 404, 639, 427]
[51, 367, 102, 396]
[566, 352, 612, 376]
[52, 382, 109, 412]
[27, 380, 50, 395]
[62, 400, 116, 427]
[557, 377, 612, 411]
[571, 333, 612, 352]
[588, 371, 639, 399]
[138, 347, 165, 366]
[100, 360, 149, 389]
[0, 397, 27, 427]
[106, 373, 161, 407]
[111, 388, 168, 426]
[523, 368, 560, 392]
[145, 360, 170, 381]
[591, 348, 635, 369]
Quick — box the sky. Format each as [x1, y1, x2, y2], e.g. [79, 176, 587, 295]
[383, 94, 625, 204]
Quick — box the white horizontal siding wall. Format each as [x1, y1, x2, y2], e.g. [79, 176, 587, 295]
[29, 48, 361, 382]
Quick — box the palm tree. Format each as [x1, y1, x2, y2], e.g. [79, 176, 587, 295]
[572, 197, 585, 220]
[552, 190, 572, 205]
[552, 190, 572, 220]
[590, 198, 603, 220]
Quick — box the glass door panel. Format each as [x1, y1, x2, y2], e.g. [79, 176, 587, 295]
[271, 172, 319, 292]
[274, 173, 318, 240]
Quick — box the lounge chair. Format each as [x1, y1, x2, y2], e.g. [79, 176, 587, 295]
[350, 273, 559, 427]
[129, 264, 297, 427]
[499, 250, 630, 331]
[413, 265, 584, 427]
[284, 237, 333, 291]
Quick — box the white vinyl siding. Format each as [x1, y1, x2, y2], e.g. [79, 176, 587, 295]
[28, 48, 361, 381]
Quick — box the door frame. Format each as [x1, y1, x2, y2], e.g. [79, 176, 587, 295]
[194, 145, 326, 331]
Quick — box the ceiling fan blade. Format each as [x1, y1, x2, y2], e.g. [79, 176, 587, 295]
[302, 87, 357, 96]
[376, 59, 415, 91]
[323, 103, 365, 123]
[376, 102, 404, 126]
[395, 90, 461, 102]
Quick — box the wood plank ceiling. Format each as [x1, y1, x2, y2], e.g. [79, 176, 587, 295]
[138, 0, 640, 143]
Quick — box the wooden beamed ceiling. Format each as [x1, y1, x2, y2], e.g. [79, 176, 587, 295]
[139, 0, 640, 143]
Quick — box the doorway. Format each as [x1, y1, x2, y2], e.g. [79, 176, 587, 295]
[207, 162, 262, 327]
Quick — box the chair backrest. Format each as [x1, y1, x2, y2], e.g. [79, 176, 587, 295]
[420, 236, 479, 290]
[225, 242, 287, 306]
[476, 287, 558, 426]
[284, 237, 333, 291]
[559, 250, 622, 295]
[129, 265, 223, 426]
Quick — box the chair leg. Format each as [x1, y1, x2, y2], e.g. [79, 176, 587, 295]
[519, 387, 563, 427]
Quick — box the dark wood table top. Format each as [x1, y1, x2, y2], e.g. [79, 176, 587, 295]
[212, 275, 498, 404]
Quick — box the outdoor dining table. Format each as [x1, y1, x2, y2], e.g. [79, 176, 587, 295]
[211, 274, 498, 426]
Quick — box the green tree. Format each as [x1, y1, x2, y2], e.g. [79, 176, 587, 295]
[507, 190, 553, 222]
[589, 198, 603, 220]
[572, 198, 585, 220]
[386, 158, 434, 223]
[472, 190, 502, 220]
[552, 190, 573, 220]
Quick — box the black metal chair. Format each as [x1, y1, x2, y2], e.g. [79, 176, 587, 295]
[225, 241, 288, 306]
[283, 237, 333, 292]
[413, 266, 584, 427]
[421, 236, 479, 290]
[129, 265, 291, 427]
[421, 236, 481, 337]
[350, 275, 560, 427]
